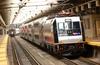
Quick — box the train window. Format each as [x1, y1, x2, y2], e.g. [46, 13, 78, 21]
[25, 33, 27, 35]
[25, 26, 27, 28]
[72, 22, 81, 35]
[57, 21, 81, 36]
[65, 22, 72, 30]
[22, 33, 23, 35]
[34, 23, 39, 27]
[65, 19, 72, 29]
[73, 22, 80, 29]
[57, 22, 65, 35]
[65, 23, 68, 30]
[28, 24, 32, 28]
[58, 22, 72, 36]
[34, 35, 39, 39]
[58, 22, 64, 30]
[29, 34, 31, 36]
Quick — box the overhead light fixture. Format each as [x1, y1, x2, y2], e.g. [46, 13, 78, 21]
[15, 12, 17, 14]
[20, 0, 22, 1]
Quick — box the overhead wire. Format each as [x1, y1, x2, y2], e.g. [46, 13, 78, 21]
[0, 0, 70, 9]
[21, 0, 72, 24]
[8, 0, 71, 25]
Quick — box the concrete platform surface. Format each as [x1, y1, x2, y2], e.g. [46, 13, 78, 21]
[0, 35, 9, 65]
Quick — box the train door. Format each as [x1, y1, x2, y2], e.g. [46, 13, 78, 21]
[53, 20, 58, 43]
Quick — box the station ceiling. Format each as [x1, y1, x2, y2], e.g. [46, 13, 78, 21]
[0, 0, 9, 27]
[0, 0, 19, 27]
[0, 0, 93, 27]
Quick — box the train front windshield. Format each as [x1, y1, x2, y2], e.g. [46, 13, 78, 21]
[58, 21, 81, 36]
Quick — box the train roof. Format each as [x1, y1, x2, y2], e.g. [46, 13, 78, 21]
[55, 16, 80, 22]
[47, 14, 80, 19]
[20, 15, 80, 27]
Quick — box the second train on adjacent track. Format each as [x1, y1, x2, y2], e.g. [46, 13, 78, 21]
[19, 15, 85, 56]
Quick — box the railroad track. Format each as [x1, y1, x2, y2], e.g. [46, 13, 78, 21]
[11, 37, 22, 65]
[61, 57, 100, 65]
[11, 36, 100, 65]
[11, 37, 41, 65]
[61, 58, 78, 65]
[78, 57, 100, 65]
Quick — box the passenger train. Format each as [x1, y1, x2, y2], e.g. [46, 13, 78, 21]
[8, 29, 16, 37]
[20, 15, 85, 56]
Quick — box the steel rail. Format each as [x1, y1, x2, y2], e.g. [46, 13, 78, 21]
[11, 37, 22, 65]
[14, 37, 42, 65]
[78, 57, 100, 65]
[61, 58, 78, 65]
[62, 57, 100, 65]
[13, 36, 100, 65]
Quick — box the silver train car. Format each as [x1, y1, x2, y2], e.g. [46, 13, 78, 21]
[20, 16, 85, 56]
[8, 29, 16, 37]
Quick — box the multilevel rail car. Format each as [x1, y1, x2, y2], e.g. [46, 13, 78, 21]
[8, 29, 16, 37]
[20, 16, 85, 56]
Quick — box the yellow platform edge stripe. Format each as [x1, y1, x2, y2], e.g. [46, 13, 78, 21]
[1, 35, 9, 43]
[86, 41, 100, 47]
[0, 34, 9, 65]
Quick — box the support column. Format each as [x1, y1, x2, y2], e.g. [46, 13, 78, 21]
[81, 5, 84, 11]
[88, 2, 91, 8]
[2, 29, 5, 35]
[76, 6, 79, 12]
[3, 28, 6, 35]
[96, 0, 100, 6]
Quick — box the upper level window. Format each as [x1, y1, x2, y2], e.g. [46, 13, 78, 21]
[28, 24, 32, 28]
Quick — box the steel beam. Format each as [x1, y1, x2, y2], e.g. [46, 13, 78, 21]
[0, 14, 6, 27]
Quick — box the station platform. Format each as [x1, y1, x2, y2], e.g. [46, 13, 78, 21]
[86, 38, 100, 62]
[0, 35, 9, 65]
[86, 38, 100, 47]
